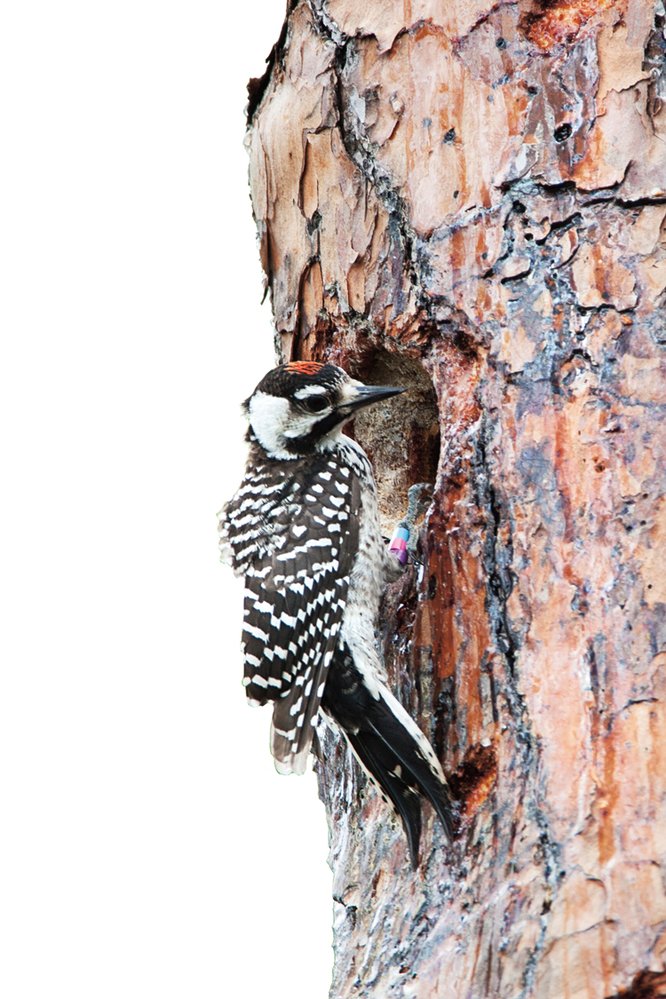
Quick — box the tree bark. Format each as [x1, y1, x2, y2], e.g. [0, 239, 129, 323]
[246, 2, 666, 996]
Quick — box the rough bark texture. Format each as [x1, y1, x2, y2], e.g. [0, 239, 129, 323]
[247, 2, 666, 996]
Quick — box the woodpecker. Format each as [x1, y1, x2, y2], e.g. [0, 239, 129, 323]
[218, 360, 455, 866]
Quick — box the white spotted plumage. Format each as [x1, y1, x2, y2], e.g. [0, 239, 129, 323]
[220, 443, 361, 774]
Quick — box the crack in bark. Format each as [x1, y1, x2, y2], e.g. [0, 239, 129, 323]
[473, 418, 527, 754]
[308, 0, 435, 311]
[456, 0, 519, 43]
[473, 414, 563, 997]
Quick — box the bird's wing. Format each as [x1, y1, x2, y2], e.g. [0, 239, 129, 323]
[222, 452, 360, 774]
[218, 458, 296, 575]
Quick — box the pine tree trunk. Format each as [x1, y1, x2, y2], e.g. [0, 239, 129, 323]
[246, 2, 666, 996]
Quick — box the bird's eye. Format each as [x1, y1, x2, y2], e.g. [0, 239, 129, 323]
[302, 396, 329, 414]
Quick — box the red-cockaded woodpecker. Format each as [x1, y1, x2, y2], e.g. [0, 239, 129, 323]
[218, 361, 454, 866]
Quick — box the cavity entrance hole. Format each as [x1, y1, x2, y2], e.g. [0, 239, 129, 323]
[350, 350, 440, 534]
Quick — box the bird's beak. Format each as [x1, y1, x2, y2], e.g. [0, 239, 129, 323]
[344, 383, 406, 413]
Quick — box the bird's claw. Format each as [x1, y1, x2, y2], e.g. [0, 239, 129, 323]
[388, 482, 434, 565]
[406, 482, 434, 522]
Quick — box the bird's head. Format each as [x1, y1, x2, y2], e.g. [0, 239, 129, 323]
[244, 361, 404, 459]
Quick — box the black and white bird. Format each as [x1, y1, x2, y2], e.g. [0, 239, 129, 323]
[218, 360, 455, 866]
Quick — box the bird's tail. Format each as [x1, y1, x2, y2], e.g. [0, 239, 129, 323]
[321, 647, 456, 868]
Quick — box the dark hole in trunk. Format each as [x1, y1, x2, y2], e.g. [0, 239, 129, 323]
[349, 349, 440, 534]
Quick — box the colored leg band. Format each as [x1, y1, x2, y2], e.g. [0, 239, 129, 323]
[389, 525, 410, 565]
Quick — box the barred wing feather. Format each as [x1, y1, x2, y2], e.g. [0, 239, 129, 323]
[220, 453, 360, 774]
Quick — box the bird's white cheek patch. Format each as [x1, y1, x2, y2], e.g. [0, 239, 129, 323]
[248, 391, 292, 458]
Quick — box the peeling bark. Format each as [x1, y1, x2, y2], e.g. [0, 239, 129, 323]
[247, 2, 666, 996]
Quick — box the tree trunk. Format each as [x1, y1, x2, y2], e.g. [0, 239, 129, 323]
[246, 2, 666, 996]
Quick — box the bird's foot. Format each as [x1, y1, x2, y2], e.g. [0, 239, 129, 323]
[388, 482, 434, 565]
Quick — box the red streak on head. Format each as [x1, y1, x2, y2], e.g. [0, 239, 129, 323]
[284, 361, 324, 376]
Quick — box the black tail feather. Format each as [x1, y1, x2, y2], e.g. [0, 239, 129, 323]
[322, 645, 456, 866]
[347, 729, 422, 869]
[365, 696, 456, 844]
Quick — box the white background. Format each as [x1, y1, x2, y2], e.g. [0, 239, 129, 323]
[1, 3, 333, 997]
